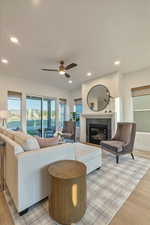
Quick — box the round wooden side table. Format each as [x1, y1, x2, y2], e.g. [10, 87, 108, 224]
[0, 139, 5, 192]
[48, 160, 87, 225]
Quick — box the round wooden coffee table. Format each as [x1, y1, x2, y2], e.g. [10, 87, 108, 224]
[48, 160, 87, 225]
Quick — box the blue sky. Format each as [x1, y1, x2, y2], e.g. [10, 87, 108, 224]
[8, 98, 56, 111]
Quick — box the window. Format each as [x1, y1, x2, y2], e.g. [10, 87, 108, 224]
[74, 98, 82, 127]
[26, 96, 56, 137]
[132, 86, 150, 132]
[59, 98, 67, 128]
[7, 91, 22, 130]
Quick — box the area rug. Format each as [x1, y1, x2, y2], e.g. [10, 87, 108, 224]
[4, 151, 150, 225]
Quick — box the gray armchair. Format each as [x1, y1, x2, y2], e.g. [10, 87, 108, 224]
[62, 121, 76, 142]
[101, 122, 136, 164]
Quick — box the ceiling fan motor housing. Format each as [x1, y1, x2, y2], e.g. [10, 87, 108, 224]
[59, 61, 65, 73]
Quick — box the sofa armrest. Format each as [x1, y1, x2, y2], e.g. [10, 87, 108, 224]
[16, 143, 75, 212]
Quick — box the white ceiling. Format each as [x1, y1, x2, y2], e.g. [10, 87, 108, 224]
[0, 0, 150, 90]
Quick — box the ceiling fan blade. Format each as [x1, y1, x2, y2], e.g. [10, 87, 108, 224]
[65, 73, 71, 78]
[65, 63, 77, 70]
[41, 69, 58, 72]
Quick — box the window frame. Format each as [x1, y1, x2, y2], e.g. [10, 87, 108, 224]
[132, 86, 150, 133]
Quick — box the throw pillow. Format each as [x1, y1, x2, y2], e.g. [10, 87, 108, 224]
[14, 131, 40, 151]
[35, 136, 59, 148]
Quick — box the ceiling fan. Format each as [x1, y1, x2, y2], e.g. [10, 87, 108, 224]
[41, 61, 77, 79]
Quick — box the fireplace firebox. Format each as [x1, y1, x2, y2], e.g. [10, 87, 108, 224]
[86, 118, 111, 145]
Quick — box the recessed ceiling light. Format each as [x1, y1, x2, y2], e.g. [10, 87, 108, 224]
[87, 72, 92, 76]
[1, 58, 8, 64]
[68, 80, 72, 84]
[114, 60, 120, 66]
[32, 0, 41, 6]
[10, 36, 19, 44]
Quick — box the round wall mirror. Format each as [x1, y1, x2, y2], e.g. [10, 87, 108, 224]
[87, 85, 110, 112]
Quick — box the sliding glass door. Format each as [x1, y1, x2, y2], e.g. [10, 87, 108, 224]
[26, 96, 56, 137]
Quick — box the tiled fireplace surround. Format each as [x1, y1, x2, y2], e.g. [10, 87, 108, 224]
[86, 118, 111, 144]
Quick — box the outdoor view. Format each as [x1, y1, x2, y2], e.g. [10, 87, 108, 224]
[26, 97, 56, 136]
[7, 94, 56, 137]
[74, 103, 82, 127]
[59, 101, 66, 128]
[7, 95, 21, 130]
[7, 95, 82, 132]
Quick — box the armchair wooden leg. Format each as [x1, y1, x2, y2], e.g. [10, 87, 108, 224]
[116, 155, 119, 164]
[131, 153, 135, 160]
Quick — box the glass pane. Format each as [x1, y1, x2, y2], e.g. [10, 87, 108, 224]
[134, 111, 150, 132]
[133, 95, 150, 110]
[43, 99, 56, 137]
[26, 97, 42, 136]
[50, 100, 56, 130]
[75, 103, 82, 127]
[8, 96, 21, 130]
[59, 103, 66, 128]
[43, 99, 48, 130]
[133, 95, 150, 132]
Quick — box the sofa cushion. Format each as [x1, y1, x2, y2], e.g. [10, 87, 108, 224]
[0, 127, 5, 134]
[75, 145, 100, 161]
[14, 131, 40, 151]
[35, 136, 59, 148]
[0, 133, 24, 154]
[0, 127, 16, 140]
[6, 140, 24, 154]
[101, 140, 125, 153]
[3, 129, 15, 140]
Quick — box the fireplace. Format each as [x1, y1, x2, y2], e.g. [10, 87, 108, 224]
[86, 118, 111, 144]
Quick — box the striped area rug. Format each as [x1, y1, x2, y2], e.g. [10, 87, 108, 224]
[4, 151, 150, 225]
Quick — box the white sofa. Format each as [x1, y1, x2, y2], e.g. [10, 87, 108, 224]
[0, 127, 101, 214]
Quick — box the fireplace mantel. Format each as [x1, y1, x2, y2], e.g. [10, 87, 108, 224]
[81, 113, 113, 118]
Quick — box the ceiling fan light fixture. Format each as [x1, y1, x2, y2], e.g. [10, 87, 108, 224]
[59, 70, 65, 75]
[59, 62, 65, 75]
[10, 36, 19, 44]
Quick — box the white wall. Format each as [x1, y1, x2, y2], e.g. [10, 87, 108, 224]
[68, 87, 82, 113]
[82, 72, 121, 115]
[121, 67, 150, 151]
[0, 74, 70, 131]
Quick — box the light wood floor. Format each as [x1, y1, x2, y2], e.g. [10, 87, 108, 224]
[0, 150, 150, 225]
